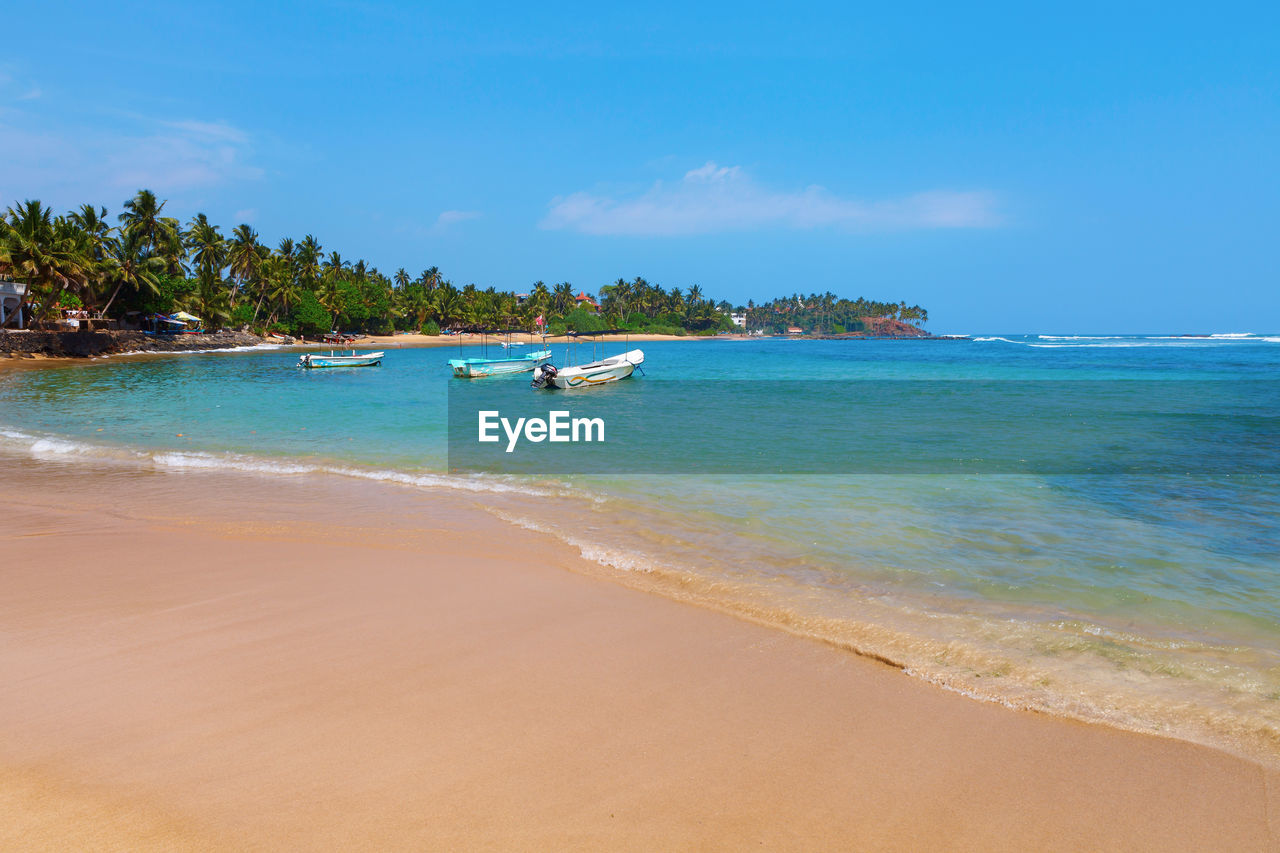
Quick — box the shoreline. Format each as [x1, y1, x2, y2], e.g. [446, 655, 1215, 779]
[3, 349, 1280, 768]
[0, 328, 957, 364]
[1, 460, 1276, 849]
[0, 329, 723, 363]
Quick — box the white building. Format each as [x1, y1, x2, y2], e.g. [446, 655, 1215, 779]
[0, 280, 27, 329]
[729, 312, 746, 328]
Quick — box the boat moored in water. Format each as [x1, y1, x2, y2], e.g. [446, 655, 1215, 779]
[449, 349, 552, 377]
[531, 330, 645, 389]
[299, 350, 384, 368]
[531, 349, 644, 389]
[447, 328, 552, 377]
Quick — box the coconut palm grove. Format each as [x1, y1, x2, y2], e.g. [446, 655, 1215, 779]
[0, 191, 929, 337]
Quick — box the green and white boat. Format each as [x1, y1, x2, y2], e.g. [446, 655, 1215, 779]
[299, 350, 384, 368]
[448, 328, 551, 378]
[449, 349, 551, 377]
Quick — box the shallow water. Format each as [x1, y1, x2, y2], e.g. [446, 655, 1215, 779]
[3, 333, 1279, 761]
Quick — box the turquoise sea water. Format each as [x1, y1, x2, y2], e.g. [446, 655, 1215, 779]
[3, 333, 1279, 761]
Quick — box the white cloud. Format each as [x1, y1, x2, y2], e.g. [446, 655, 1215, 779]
[0, 110, 260, 206]
[161, 119, 249, 144]
[232, 208, 257, 223]
[434, 209, 482, 227]
[542, 162, 1001, 236]
[18, 87, 41, 101]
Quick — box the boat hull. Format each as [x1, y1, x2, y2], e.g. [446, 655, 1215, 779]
[542, 349, 644, 389]
[450, 350, 551, 378]
[300, 352, 384, 368]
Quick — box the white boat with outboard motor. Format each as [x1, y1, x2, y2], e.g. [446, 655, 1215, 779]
[299, 350, 385, 368]
[531, 330, 645, 389]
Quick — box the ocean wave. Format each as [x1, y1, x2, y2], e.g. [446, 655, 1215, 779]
[1037, 335, 1126, 340]
[479, 501, 1280, 767]
[105, 343, 287, 358]
[0, 426, 553, 497]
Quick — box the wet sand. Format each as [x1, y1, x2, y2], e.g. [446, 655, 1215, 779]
[1, 463, 1276, 851]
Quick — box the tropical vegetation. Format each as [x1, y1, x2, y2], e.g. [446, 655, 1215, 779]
[0, 191, 928, 336]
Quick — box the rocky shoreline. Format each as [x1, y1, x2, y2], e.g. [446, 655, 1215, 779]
[0, 329, 271, 358]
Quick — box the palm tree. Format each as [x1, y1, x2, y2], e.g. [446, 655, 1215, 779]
[266, 265, 302, 326]
[250, 254, 287, 323]
[3, 201, 92, 324]
[69, 205, 115, 258]
[323, 251, 347, 277]
[419, 266, 441, 293]
[187, 274, 231, 326]
[433, 285, 463, 329]
[296, 235, 322, 286]
[552, 282, 574, 315]
[118, 190, 180, 264]
[317, 272, 343, 330]
[100, 229, 165, 316]
[183, 214, 227, 328]
[227, 224, 265, 310]
[68, 205, 118, 309]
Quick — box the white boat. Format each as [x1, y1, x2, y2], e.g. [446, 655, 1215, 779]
[299, 350, 384, 369]
[449, 349, 551, 377]
[531, 349, 644, 389]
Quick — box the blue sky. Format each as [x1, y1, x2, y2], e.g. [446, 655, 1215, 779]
[2, 1, 1276, 332]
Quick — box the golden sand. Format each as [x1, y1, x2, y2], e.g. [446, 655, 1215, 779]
[1, 464, 1276, 850]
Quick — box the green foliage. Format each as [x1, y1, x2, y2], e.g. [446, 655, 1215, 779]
[130, 273, 195, 316]
[420, 319, 440, 336]
[1, 191, 928, 337]
[229, 302, 255, 328]
[562, 306, 606, 333]
[290, 290, 330, 336]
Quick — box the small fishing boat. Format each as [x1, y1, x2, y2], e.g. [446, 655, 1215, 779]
[299, 350, 384, 369]
[531, 330, 644, 389]
[448, 328, 551, 377]
[531, 350, 643, 389]
[449, 349, 551, 377]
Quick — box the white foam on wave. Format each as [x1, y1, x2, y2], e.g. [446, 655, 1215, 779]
[153, 451, 318, 476]
[0, 424, 553, 498]
[971, 336, 1023, 344]
[28, 436, 97, 457]
[1037, 335, 1125, 341]
[488, 509, 660, 573]
[108, 343, 287, 358]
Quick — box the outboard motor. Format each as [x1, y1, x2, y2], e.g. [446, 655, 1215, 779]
[531, 363, 558, 389]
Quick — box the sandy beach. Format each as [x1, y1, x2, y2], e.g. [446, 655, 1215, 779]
[344, 331, 721, 349]
[1, 460, 1275, 851]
